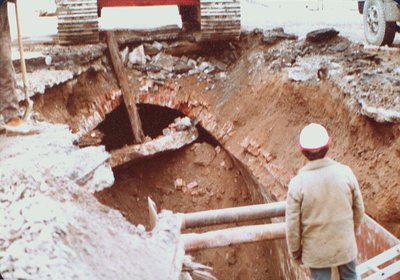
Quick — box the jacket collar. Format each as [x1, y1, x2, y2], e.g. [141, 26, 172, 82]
[300, 157, 336, 172]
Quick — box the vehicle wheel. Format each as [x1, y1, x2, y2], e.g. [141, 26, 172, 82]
[363, 0, 396, 46]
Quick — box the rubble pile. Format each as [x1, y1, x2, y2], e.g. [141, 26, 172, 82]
[0, 123, 184, 280]
[119, 41, 233, 93]
[256, 28, 400, 122]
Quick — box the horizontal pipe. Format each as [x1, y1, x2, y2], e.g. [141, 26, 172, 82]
[180, 201, 286, 229]
[182, 222, 286, 251]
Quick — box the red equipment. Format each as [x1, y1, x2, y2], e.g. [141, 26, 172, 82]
[56, 0, 241, 45]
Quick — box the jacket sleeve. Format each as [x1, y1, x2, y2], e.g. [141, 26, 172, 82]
[285, 176, 302, 257]
[347, 167, 365, 234]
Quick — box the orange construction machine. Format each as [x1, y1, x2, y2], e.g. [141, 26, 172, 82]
[56, 0, 241, 45]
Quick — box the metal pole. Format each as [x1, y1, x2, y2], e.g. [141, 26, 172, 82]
[182, 222, 286, 251]
[14, 0, 33, 121]
[180, 201, 286, 229]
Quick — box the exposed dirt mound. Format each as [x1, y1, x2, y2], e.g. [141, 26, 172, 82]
[202, 34, 400, 237]
[95, 141, 278, 280]
[24, 29, 399, 280]
[32, 31, 399, 237]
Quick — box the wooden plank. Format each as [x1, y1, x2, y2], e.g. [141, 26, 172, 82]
[106, 31, 145, 144]
[363, 261, 400, 280]
[357, 244, 400, 276]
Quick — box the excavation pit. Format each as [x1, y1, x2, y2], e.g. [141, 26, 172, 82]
[96, 139, 280, 280]
[89, 101, 280, 279]
[26, 32, 400, 279]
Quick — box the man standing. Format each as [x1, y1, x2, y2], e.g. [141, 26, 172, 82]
[0, 0, 20, 125]
[286, 123, 365, 280]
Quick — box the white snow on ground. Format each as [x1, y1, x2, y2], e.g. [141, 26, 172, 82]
[242, 0, 365, 42]
[8, 0, 400, 45]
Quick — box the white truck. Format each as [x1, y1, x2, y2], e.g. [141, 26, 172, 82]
[358, 0, 400, 45]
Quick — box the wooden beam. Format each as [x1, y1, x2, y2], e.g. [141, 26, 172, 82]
[106, 31, 145, 144]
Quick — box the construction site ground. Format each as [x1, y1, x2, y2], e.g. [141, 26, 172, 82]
[1, 1, 400, 279]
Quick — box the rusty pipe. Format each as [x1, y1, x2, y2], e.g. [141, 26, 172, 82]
[180, 201, 286, 229]
[182, 222, 286, 251]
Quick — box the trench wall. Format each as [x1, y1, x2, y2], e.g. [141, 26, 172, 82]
[130, 89, 399, 279]
[50, 73, 399, 279]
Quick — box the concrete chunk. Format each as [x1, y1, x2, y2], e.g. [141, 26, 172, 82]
[129, 45, 146, 65]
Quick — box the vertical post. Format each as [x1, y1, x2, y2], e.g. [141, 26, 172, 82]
[106, 31, 145, 144]
[14, 0, 33, 121]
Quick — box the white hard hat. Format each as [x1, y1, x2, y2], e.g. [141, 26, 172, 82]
[299, 123, 331, 151]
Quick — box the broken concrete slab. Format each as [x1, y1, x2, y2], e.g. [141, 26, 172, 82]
[43, 44, 107, 68]
[306, 28, 340, 43]
[187, 59, 197, 68]
[174, 60, 193, 74]
[262, 28, 298, 45]
[110, 118, 199, 167]
[143, 41, 164, 56]
[152, 53, 176, 72]
[129, 45, 146, 66]
[198, 62, 210, 72]
[15, 59, 105, 100]
[210, 59, 228, 72]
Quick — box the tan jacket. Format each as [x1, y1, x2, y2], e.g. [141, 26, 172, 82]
[286, 157, 364, 268]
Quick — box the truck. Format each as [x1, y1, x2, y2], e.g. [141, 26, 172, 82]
[56, 0, 241, 45]
[358, 0, 400, 46]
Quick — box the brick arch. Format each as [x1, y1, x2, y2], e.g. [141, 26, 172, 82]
[136, 90, 233, 143]
[76, 87, 234, 144]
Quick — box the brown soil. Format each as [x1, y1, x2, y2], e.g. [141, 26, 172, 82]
[204, 36, 400, 237]
[31, 31, 399, 279]
[96, 142, 277, 280]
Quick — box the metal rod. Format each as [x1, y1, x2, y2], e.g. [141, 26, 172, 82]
[180, 201, 286, 229]
[182, 222, 286, 251]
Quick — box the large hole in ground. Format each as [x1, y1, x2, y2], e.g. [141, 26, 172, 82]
[94, 105, 280, 279]
[98, 103, 220, 150]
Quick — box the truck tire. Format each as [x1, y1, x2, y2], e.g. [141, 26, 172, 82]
[363, 0, 396, 46]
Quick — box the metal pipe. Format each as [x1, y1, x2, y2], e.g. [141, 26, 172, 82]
[182, 222, 286, 251]
[180, 201, 286, 229]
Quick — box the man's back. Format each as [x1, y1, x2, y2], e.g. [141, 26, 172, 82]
[287, 157, 364, 267]
[286, 123, 364, 280]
